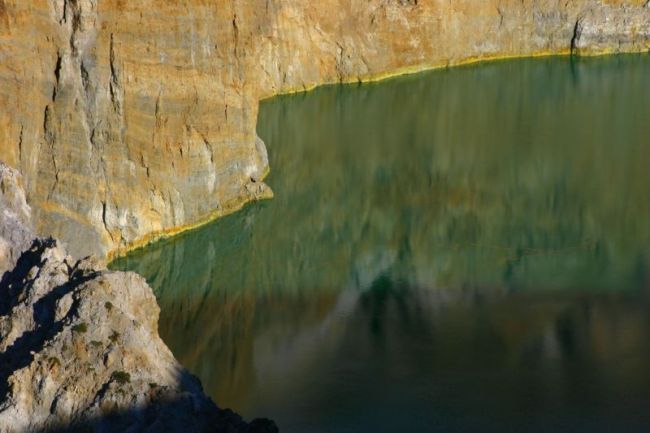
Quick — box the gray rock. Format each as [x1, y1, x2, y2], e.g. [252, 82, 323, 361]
[0, 162, 34, 277]
[573, 4, 650, 54]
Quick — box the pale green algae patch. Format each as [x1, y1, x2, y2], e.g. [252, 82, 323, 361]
[112, 55, 650, 433]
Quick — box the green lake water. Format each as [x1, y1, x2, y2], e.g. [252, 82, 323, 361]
[112, 55, 650, 432]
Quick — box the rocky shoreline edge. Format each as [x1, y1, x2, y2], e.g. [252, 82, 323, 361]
[0, 162, 277, 432]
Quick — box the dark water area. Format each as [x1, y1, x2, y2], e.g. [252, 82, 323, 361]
[112, 56, 650, 432]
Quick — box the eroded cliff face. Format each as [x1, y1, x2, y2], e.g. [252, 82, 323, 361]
[0, 0, 649, 258]
[0, 163, 33, 273]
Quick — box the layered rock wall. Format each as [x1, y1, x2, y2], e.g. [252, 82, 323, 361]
[0, 0, 649, 258]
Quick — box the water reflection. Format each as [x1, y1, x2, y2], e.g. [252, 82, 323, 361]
[113, 55, 650, 432]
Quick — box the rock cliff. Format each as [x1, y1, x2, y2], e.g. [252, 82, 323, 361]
[0, 1, 649, 258]
[0, 163, 33, 274]
[0, 164, 276, 432]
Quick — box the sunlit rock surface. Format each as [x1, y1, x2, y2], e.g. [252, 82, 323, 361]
[111, 56, 650, 431]
[0, 0, 648, 258]
[0, 162, 276, 432]
[0, 163, 33, 275]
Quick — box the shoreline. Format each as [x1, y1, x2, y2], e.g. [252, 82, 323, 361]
[108, 48, 648, 262]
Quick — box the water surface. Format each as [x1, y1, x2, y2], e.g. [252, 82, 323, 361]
[113, 56, 650, 432]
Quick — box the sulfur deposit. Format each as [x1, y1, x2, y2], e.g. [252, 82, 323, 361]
[0, 0, 648, 259]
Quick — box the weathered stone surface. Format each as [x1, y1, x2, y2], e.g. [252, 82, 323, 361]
[572, 2, 650, 54]
[0, 1, 649, 259]
[0, 163, 276, 432]
[0, 238, 277, 433]
[0, 162, 33, 275]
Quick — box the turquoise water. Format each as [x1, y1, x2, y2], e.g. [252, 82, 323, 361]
[112, 56, 650, 432]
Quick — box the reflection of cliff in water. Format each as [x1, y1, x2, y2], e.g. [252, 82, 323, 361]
[112, 56, 650, 429]
[286, 281, 650, 432]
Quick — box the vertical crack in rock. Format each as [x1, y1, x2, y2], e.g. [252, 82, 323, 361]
[496, 6, 505, 28]
[43, 106, 59, 201]
[0, 167, 277, 431]
[230, 0, 245, 87]
[232, 13, 239, 58]
[335, 42, 346, 80]
[571, 17, 583, 54]
[0, 237, 277, 431]
[58, 0, 68, 24]
[101, 200, 114, 242]
[52, 52, 63, 101]
[109, 33, 122, 116]
[0, 162, 34, 274]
